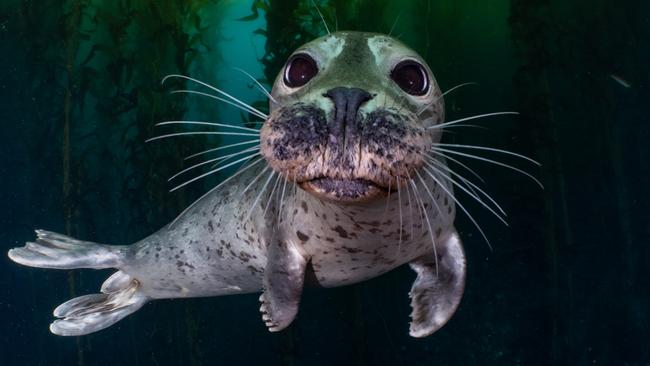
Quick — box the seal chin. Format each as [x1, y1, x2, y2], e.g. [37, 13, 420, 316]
[301, 177, 385, 203]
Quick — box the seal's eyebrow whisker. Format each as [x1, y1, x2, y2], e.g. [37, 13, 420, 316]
[417, 82, 479, 116]
[169, 156, 264, 226]
[388, 11, 403, 37]
[423, 158, 508, 225]
[156, 121, 260, 133]
[232, 67, 278, 105]
[169, 146, 261, 182]
[185, 140, 261, 160]
[418, 167, 493, 250]
[310, 0, 331, 36]
[430, 146, 544, 189]
[163, 74, 269, 119]
[170, 153, 261, 193]
[427, 111, 519, 130]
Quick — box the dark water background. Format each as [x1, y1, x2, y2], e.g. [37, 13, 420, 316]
[1, 0, 648, 365]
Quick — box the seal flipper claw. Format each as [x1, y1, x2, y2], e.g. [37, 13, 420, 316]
[50, 279, 148, 336]
[408, 231, 466, 338]
[259, 240, 308, 332]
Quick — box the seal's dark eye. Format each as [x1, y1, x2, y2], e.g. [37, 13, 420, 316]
[391, 60, 429, 96]
[284, 54, 318, 88]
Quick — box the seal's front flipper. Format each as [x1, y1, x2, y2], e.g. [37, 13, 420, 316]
[408, 231, 466, 338]
[259, 240, 308, 332]
[7, 230, 125, 269]
[50, 273, 148, 336]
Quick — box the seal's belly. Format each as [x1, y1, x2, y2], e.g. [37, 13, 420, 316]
[305, 236, 434, 287]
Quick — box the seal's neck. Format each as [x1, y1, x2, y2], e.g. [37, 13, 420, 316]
[283, 180, 433, 238]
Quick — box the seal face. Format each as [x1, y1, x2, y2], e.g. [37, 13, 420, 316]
[260, 32, 444, 202]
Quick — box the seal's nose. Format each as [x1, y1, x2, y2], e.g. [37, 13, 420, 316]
[324, 87, 373, 139]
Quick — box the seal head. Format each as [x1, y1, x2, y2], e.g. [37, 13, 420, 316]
[260, 31, 445, 202]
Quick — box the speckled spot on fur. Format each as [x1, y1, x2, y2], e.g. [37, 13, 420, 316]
[333, 225, 349, 239]
[296, 231, 310, 242]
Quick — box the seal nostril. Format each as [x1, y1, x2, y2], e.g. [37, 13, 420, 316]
[324, 87, 373, 138]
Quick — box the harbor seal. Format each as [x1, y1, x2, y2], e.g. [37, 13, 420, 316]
[8, 31, 466, 338]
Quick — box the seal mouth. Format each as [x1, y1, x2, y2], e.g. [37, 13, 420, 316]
[301, 177, 386, 202]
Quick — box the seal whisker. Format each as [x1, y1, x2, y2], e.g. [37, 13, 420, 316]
[244, 170, 276, 224]
[310, 0, 330, 35]
[410, 175, 439, 275]
[431, 146, 544, 189]
[417, 82, 479, 116]
[422, 160, 508, 225]
[406, 172, 425, 231]
[240, 166, 270, 198]
[232, 67, 278, 104]
[170, 153, 261, 192]
[169, 156, 264, 226]
[185, 140, 260, 160]
[207, 147, 262, 170]
[388, 12, 402, 37]
[403, 174, 415, 240]
[412, 170, 448, 226]
[170, 90, 268, 120]
[277, 173, 288, 225]
[427, 150, 485, 183]
[427, 112, 519, 130]
[425, 154, 506, 217]
[146, 131, 259, 143]
[433, 142, 540, 166]
[397, 177, 403, 253]
[156, 121, 260, 133]
[382, 180, 392, 221]
[419, 166, 492, 249]
[263, 172, 282, 218]
[430, 124, 487, 130]
[169, 146, 261, 181]
[426, 155, 487, 206]
[290, 175, 299, 227]
[162, 74, 269, 119]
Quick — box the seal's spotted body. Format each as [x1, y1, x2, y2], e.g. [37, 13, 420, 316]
[8, 31, 466, 338]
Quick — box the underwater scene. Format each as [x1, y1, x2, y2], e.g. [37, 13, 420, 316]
[1, 0, 648, 365]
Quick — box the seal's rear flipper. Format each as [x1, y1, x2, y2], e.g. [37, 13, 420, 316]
[7, 230, 125, 269]
[50, 274, 148, 336]
[408, 231, 466, 338]
[7, 230, 144, 335]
